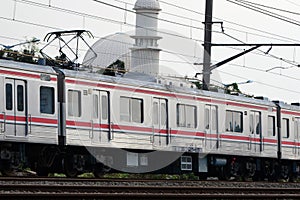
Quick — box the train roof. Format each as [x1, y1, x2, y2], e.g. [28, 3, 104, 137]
[61, 67, 277, 108]
[0, 59, 57, 74]
[1, 58, 299, 112]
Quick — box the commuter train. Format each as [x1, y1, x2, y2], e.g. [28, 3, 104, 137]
[0, 58, 300, 181]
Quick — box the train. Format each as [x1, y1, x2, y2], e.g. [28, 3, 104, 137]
[0, 57, 300, 181]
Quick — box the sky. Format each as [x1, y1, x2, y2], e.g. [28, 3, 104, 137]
[1, 0, 300, 103]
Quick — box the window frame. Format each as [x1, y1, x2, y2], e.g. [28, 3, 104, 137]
[5, 83, 13, 111]
[176, 104, 197, 128]
[181, 156, 192, 171]
[225, 110, 243, 133]
[267, 115, 276, 137]
[68, 89, 82, 117]
[40, 86, 55, 115]
[282, 118, 290, 139]
[120, 96, 144, 123]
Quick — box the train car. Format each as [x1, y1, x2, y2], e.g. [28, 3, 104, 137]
[1, 58, 300, 181]
[0, 59, 59, 175]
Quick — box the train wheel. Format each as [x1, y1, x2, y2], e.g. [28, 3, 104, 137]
[279, 165, 290, 182]
[93, 163, 111, 178]
[241, 160, 256, 181]
[36, 167, 49, 176]
[197, 172, 208, 180]
[64, 156, 78, 178]
[217, 165, 231, 181]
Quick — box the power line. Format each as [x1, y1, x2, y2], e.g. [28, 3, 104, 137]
[283, 0, 300, 7]
[111, 0, 204, 24]
[221, 31, 300, 67]
[236, 0, 300, 16]
[14, 0, 204, 43]
[227, 0, 300, 27]
[92, 0, 204, 31]
[218, 70, 300, 95]
[14, 0, 300, 47]
[110, 0, 300, 45]
[160, 0, 300, 43]
[3, 0, 300, 82]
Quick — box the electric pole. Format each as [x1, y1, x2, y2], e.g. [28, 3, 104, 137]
[202, 0, 213, 90]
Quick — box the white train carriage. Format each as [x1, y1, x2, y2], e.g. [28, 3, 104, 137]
[277, 102, 300, 160]
[0, 59, 60, 174]
[0, 59, 59, 145]
[60, 67, 300, 179]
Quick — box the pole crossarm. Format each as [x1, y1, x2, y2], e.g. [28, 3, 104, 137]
[195, 45, 262, 77]
[209, 45, 262, 71]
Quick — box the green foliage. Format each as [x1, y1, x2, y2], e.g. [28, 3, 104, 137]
[192, 81, 202, 89]
[0, 37, 40, 64]
[78, 173, 95, 178]
[48, 173, 67, 178]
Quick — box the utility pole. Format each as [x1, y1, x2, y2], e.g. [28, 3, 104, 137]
[202, 0, 213, 90]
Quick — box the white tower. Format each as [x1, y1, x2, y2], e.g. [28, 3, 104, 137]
[131, 0, 162, 76]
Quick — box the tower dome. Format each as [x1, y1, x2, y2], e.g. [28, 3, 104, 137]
[134, 0, 160, 10]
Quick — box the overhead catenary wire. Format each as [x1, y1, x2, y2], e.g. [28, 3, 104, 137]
[227, 0, 300, 27]
[2, 14, 300, 83]
[160, 0, 300, 43]
[13, 0, 204, 43]
[92, 0, 204, 31]
[218, 69, 300, 95]
[221, 31, 300, 67]
[235, 0, 300, 16]
[12, 0, 300, 50]
[111, 0, 204, 24]
[2, 0, 300, 93]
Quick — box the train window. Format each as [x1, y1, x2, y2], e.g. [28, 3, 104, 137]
[161, 102, 167, 126]
[5, 84, 13, 110]
[205, 107, 210, 129]
[249, 113, 254, 134]
[250, 111, 261, 135]
[186, 105, 196, 128]
[295, 118, 300, 139]
[212, 108, 217, 131]
[205, 105, 218, 131]
[120, 97, 130, 122]
[120, 97, 143, 123]
[92, 94, 98, 118]
[17, 85, 24, 111]
[177, 104, 186, 127]
[40, 86, 54, 114]
[181, 156, 192, 171]
[101, 95, 108, 120]
[268, 116, 276, 137]
[153, 102, 159, 125]
[68, 90, 81, 117]
[282, 118, 290, 138]
[176, 104, 197, 128]
[225, 110, 243, 133]
[132, 99, 143, 123]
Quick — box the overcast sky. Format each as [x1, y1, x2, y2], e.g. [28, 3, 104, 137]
[1, 0, 300, 103]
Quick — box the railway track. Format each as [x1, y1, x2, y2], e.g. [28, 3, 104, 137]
[0, 177, 300, 199]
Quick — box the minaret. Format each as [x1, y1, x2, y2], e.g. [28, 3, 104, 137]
[130, 0, 162, 76]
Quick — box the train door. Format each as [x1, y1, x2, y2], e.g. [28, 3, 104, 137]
[91, 90, 109, 144]
[204, 105, 219, 150]
[249, 111, 262, 153]
[152, 98, 168, 147]
[294, 118, 300, 156]
[4, 79, 27, 137]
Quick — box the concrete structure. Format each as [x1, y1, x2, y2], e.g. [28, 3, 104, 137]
[130, 0, 162, 76]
